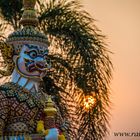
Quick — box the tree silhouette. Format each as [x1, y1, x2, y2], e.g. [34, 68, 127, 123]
[0, 0, 113, 139]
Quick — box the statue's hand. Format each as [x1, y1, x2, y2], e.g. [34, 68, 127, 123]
[45, 128, 59, 140]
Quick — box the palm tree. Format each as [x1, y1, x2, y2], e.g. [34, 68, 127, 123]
[0, 0, 113, 139]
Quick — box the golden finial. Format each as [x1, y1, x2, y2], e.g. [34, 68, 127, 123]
[44, 96, 57, 116]
[20, 0, 38, 26]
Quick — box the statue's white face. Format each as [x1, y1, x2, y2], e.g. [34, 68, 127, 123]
[14, 44, 50, 80]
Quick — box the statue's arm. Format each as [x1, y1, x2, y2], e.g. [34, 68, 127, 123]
[0, 91, 9, 135]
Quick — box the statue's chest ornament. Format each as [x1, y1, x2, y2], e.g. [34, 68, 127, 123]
[0, 82, 47, 109]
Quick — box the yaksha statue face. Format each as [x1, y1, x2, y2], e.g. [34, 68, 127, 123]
[14, 44, 50, 80]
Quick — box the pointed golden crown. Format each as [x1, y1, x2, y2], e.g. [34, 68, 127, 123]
[44, 96, 57, 117]
[20, 0, 38, 26]
[6, 0, 49, 52]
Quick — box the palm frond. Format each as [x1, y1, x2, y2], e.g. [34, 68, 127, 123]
[37, 0, 113, 139]
[0, 0, 23, 29]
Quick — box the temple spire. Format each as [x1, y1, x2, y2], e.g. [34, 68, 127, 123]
[20, 0, 38, 27]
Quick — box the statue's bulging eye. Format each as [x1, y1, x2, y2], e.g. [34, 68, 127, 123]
[29, 50, 37, 58]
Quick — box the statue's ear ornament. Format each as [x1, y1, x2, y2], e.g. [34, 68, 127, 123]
[0, 41, 14, 76]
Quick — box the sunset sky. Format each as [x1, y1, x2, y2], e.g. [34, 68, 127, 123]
[0, 0, 140, 139]
[81, 0, 140, 140]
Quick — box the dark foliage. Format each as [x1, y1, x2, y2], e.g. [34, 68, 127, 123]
[0, 0, 23, 29]
[0, 0, 113, 139]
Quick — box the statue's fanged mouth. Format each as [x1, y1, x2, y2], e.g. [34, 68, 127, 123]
[24, 58, 47, 73]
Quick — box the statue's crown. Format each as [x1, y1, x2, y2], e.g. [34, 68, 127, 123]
[6, 0, 49, 51]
